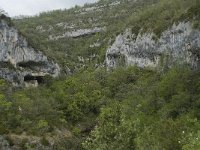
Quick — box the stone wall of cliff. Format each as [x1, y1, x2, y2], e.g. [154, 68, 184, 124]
[0, 18, 60, 86]
[106, 22, 200, 70]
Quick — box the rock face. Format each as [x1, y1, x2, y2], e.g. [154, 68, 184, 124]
[0, 19, 60, 86]
[49, 27, 106, 40]
[106, 22, 200, 70]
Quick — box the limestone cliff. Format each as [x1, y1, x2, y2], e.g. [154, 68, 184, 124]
[106, 22, 200, 70]
[0, 18, 60, 86]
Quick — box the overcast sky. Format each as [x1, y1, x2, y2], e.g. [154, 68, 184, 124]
[0, 0, 98, 17]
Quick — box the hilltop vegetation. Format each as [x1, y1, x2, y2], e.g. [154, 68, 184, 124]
[14, 0, 199, 72]
[0, 0, 200, 149]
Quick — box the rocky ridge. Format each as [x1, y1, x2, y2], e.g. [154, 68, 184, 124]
[106, 22, 200, 70]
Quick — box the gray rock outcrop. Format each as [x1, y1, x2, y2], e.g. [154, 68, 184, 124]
[106, 22, 200, 70]
[0, 19, 60, 86]
[49, 27, 106, 40]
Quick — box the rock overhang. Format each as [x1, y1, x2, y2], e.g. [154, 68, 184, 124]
[106, 22, 200, 70]
[0, 18, 60, 86]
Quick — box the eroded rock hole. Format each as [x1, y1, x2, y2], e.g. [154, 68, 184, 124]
[24, 74, 44, 84]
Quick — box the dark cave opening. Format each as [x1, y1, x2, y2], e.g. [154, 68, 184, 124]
[24, 74, 44, 84]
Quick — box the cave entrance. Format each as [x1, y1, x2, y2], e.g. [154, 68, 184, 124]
[24, 74, 44, 86]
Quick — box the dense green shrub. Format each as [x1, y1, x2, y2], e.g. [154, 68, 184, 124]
[83, 66, 200, 150]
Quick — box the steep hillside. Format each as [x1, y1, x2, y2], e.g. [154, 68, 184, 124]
[14, 0, 158, 72]
[106, 0, 200, 70]
[0, 0, 200, 149]
[14, 0, 199, 72]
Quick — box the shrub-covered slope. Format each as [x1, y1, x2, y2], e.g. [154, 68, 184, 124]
[13, 0, 158, 72]
[2, 66, 200, 149]
[14, 0, 199, 72]
[0, 0, 200, 149]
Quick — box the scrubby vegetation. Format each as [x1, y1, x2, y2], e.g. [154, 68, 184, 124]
[13, 0, 199, 71]
[0, 0, 200, 149]
[1, 66, 200, 149]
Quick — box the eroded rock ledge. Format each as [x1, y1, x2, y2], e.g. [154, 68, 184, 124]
[106, 22, 200, 70]
[0, 19, 60, 86]
[49, 27, 106, 40]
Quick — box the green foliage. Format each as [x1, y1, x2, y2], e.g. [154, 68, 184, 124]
[83, 66, 200, 150]
[0, 13, 13, 26]
[12, 0, 198, 72]
[13, 0, 158, 70]
[0, 0, 199, 149]
[128, 0, 198, 37]
[40, 136, 50, 146]
[1, 65, 200, 149]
